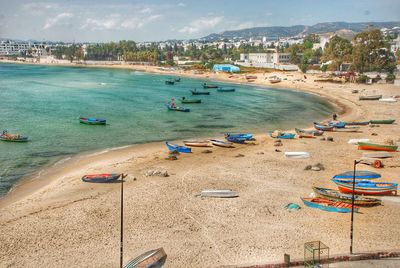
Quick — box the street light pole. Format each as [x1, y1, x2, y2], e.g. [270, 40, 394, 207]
[350, 161, 360, 255]
[120, 174, 124, 268]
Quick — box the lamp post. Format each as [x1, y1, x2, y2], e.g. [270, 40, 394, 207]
[350, 160, 361, 255]
[120, 174, 125, 268]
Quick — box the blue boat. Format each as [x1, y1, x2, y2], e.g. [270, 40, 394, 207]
[333, 170, 381, 180]
[81, 173, 122, 183]
[165, 142, 192, 153]
[268, 131, 296, 139]
[328, 121, 346, 128]
[217, 88, 235, 92]
[301, 197, 359, 213]
[226, 136, 246, 144]
[313, 122, 334, 131]
[225, 133, 253, 140]
[165, 104, 190, 112]
[79, 117, 107, 125]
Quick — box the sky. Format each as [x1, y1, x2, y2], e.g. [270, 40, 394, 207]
[0, 0, 399, 42]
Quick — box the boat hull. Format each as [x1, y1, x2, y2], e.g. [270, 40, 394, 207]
[369, 119, 396, 124]
[357, 142, 398, 152]
[79, 117, 106, 125]
[209, 139, 233, 148]
[312, 187, 381, 207]
[82, 173, 122, 183]
[183, 140, 211, 147]
[165, 142, 192, 153]
[332, 179, 398, 196]
[180, 98, 201, 103]
[301, 198, 358, 213]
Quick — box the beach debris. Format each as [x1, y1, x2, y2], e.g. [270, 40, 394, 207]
[384, 139, 395, 145]
[285, 203, 300, 212]
[370, 124, 380, 128]
[145, 170, 169, 177]
[275, 149, 282, 152]
[196, 189, 239, 198]
[304, 165, 312, 170]
[320, 137, 326, 141]
[274, 139, 283, 146]
[327, 137, 334, 142]
[202, 149, 213, 154]
[166, 154, 178, 160]
[235, 154, 245, 158]
[352, 89, 359, 94]
[371, 133, 378, 136]
[256, 151, 264, 155]
[305, 163, 325, 171]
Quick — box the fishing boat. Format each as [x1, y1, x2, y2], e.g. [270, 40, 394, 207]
[190, 89, 210, 95]
[209, 139, 234, 148]
[165, 80, 175, 85]
[174, 77, 181, 82]
[328, 121, 346, 128]
[268, 131, 296, 139]
[268, 77, 281, 83]
[0, 131, 29, 142]
[313, 122, 334, 131]
[332, 179, 398, 195]
[295, 128, 323, 137]
[348, 138, 370, 145]
[165, 104, 190, 112]
[79, 117, 107, 125]
[81, 173, 122, 183]
[369, 119, 396, 124]
[284, 152, 310, 158]
[362, 152, 393, 159]
[217, 88, 235, 92]
[312, 187, 381, 207]
[225, 133, 253, 140]
[183, 140, 212, 147]
[202, 83, 218, 88]
[225, 136, 246, 144]
[357, 142, 398, 152]
[124, 248, 167, 268]
[333, 170, 381, 180]
[197, 189, 239, 198]
[379, 98, 397, 102]
[165, 142, 192, 153]
[245, 75, 257, 80]
[359, 95, 382, 101]
[301, 197, 359, 213]
[344, 121, 370, 126]
[179, 98, 201, 103]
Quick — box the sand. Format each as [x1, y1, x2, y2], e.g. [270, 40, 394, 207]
[0, 59, 399, 268]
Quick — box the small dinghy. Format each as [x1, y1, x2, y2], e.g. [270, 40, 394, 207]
[359, 95, 382, 101]
[332, 179, 398, 196]
[124, 248, 167, 268]
[0, 130, 29, 142]
[197, 189, 238, 198]
[183, 140, 211, 147]
[333, 170, 381, 180]
[348, 138, 370, 145]
[226, 136, 246, 144]
[268, 131, 296, 139]
[79, 117, 106, 125]
[202, 83, 219, 88]
[312, 187, 381, 207]
[190, 89, 210, 95]
[358, 142, 398, 152]
[284, 152, 310, 158]
[209, 139, 233, 148]
[165, 104, 190, 112]
[301, 197, 359, 213]
[81, 173, 123, 183]
[328, 121, 346, 128]
[165, 142, 192, 153]
[313, 122, 334, 131]
[225, 133, 253, 140]
[217, 88, 235, 92]
[180, 98, 201, 103]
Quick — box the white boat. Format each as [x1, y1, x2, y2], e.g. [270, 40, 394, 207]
[183, 140, 211, 147]
[362, 152, 393, 159]
[198, 189, 238, 198]
[209, 139, 233, 148]
[379, 98, 397, 103]
[284, 152, 310, 158]
[348, 138, 370, 145]
[268, 77, 282, 83]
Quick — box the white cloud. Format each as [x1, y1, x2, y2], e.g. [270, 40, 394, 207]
[177, 2, 186, 7]
[81, 13, 162, 30]
[179, 16, 223, 34]
[43, 12, 74, 29]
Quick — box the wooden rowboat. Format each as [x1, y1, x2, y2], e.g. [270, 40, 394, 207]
[202, 83, 218, 88]
[209, 139, 234, 148]
[197, 189, 238, 198]
[79, 117, 106, 125]
[357, 142, 398, 152]
[359, 95, 382, 100]
[332, 179, 398, 196]
[369, 119, 396, 124]
[124, 248, 167, 268]
[301, 197, 359, 213]
[312, 187, 381, 207]
[81, 173, 122, 183]
[183, 140, 212, 147]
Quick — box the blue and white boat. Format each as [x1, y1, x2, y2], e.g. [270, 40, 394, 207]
[165, 142, 192, 153]
[333, 170, 381, 180]
[301, 197, 359, 213]
[225, 133, 253, 140]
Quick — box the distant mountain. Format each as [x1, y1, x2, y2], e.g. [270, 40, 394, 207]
[201, 21, 400, 41]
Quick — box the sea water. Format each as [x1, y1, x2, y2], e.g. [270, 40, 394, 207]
[0, 63, 333, 196]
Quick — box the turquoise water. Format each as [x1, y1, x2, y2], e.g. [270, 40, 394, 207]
[0, 63, 333, 196]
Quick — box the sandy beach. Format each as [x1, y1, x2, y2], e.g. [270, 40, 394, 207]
[0, 59, 399, 267]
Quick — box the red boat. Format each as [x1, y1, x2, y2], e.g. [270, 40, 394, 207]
[81, 173, 123, 183]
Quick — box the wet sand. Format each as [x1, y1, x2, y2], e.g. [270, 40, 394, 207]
[0, 59, 399, 267]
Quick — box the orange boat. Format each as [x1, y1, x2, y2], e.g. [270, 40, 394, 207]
[358, 142, 398, 152]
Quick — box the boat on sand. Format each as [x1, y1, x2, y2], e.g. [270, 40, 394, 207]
[295, 128, 323, 138]
[301, 197, 359, 213]
[332, 179, 398, 196]
[165, 142, 191, 153]
[81, 173, 123, 183]
[362, 152, 393, 159]
[197, 189, 238, 198]
[369, 119, 395, 124]
[357, 142, 398, 152]
[312, 187, 381, 207]
[284, 152, 310, 158]
[209, 139, 233, 148]
[359, 95, 382, 101]
[183, 140, 211, 147]
[124, 248, 167, 268]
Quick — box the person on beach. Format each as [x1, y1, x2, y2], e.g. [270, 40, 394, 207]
[332, 113, 338, 120]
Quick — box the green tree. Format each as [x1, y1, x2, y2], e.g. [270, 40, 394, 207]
[321, 36, 352, 71]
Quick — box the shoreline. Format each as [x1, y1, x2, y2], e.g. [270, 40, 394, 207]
[1, 59, 399, 267]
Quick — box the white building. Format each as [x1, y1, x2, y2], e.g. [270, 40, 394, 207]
[391, 35, 400, 54]
[0, 40, 30, 55]
[236, 52, 299, 70]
